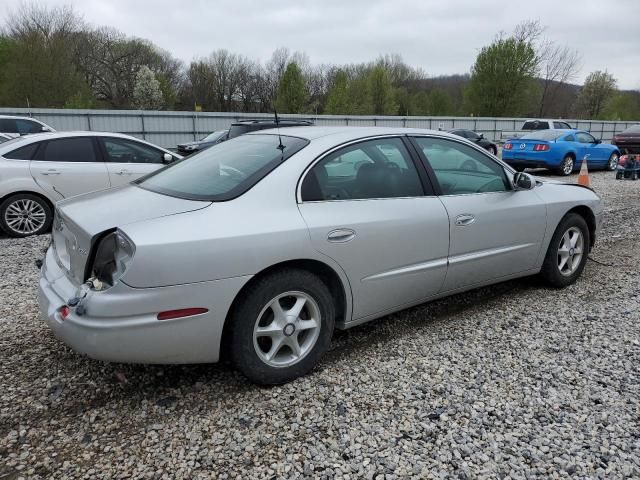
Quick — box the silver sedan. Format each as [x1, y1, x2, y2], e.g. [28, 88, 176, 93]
[38, 127, 603, 384]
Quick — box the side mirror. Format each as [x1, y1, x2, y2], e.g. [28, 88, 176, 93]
[41, 126, 51, 132]
[162, 153, 173, 163]
[594, 139, 602, 144]
[513, 172, 535, 190]
[479, 133, 484, 139]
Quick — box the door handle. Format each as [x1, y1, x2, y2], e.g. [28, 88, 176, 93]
[40, 170, 60, 176]
[327, 228, 356, 243]
[116, 169, 131, 175]
[455, 214, 475, 226]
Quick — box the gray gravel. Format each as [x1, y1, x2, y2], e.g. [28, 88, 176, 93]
[1, 170, 639, 479]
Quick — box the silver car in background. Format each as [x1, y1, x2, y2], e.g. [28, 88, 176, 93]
[38, 127, 603, 384]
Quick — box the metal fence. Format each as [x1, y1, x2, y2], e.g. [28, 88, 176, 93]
[0, 107, 637, 148]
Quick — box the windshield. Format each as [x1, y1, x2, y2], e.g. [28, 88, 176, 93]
[136, 134, 308, 201]
[521, 130, 563, 141]
[201, 131, 227, 142]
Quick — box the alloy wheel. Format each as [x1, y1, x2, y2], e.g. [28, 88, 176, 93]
[253, 291, 321, 368]
[562, 157, 574, 175]
[4, 198, 47, 235]
[607, 153, 619, 171]
[557, 226, 584, 276]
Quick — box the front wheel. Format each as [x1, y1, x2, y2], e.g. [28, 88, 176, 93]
[557, 155, 575, 176]
[486, 145, 497, 156]
[540, 213, 590, 288]
[607, 152, 619, 171]
[229, 269, 335, 385]
[0, 193, 52, 237]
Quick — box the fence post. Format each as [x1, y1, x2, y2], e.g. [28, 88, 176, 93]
[192, 112, 197, 141]
[140, 111, 146, 140]
[494, 118, 497, 142]
[86, 113, 92, 131]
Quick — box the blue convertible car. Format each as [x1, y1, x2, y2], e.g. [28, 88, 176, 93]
[502, 129, 620, 176]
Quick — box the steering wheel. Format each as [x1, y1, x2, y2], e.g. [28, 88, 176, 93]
[460, 160, 478, 171]
[220, 164, 247, 180]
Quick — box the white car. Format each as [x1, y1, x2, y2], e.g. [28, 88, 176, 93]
[0, 131, 181, 237]
[0, 115, 55, 138]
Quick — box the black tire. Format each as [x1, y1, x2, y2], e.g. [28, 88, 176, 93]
[229, 269, 335, 385]
[487, 145, 497, 156]
[513, 166, 526, 172]
[616, 171, 623, 180]
[556, 155, 574, 176]
[0, 193, 53, 238]
[606, 152, 619, 171]
[539, 213, 590, 288]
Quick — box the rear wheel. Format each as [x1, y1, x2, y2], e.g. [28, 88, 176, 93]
[607, 152, 619, 171]
[540, 213, 590, 288]
[0, 193, 52, 237]
[229, 269, 335, 385]
[557, 155, 574, 176]
[486, 145, 497, 156]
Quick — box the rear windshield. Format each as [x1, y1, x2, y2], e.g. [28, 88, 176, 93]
[521, 130, 563, 141]
[201, 131, 227, 142]
[136, 134, 308, 201]
[522, 121, 549, 130]
[228, 124, 255, 139]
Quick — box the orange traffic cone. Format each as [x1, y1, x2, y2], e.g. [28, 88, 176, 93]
[577, 157, 590, 187]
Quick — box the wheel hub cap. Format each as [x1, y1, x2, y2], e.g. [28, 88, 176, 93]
[253, 291, 321, 368]
[4, 199, 46, 235]
[283, 323, 296, 337]
[557, 227, 584, 276]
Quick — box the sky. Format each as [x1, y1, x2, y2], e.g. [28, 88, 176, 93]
[4, 0, 640, 90]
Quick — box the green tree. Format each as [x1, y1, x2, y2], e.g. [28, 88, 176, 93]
[601, 92, 640, 121]
[576, 70, 617, 119]
[346, 75, 372, 114]
[133, 66, 164, 110]
[325, 70, 350, 114]
[275, 62, 307, 113]
[429, 89, 453, 115]
[466, 37, 539, 116]
[368, 66, 397, 115]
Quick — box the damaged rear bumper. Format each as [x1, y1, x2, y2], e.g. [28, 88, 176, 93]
[38, 247, 251, 364]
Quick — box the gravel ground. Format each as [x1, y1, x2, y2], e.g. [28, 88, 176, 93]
[1, 171, 639, 479]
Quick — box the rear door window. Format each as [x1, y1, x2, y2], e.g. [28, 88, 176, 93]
[39, 137, 98, 162]
[301, 137, 425, 201]
[102, 138, 165, 164]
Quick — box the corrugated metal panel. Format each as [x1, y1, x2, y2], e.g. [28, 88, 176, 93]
[0, 107, 636, 147]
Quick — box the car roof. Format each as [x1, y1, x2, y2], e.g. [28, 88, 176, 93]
[0, 115, 48, 122]
[0, 131, 175, 154]
[247, 125, 464, 141]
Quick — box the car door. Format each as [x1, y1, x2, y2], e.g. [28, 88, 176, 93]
[298, 136, 450, 321]
[411, 136, 547, 291]
[29, 136, 111, 199]
[575, 131, 607, 165]
[99, 137, 172, 187]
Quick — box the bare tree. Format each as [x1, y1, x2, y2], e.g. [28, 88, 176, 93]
[537, 42, 581, 116]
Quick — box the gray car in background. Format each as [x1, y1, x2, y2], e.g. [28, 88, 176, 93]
[38, 127, 603, 384]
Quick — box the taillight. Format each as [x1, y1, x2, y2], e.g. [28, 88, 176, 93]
[533, 144, 550, 151]
[157, 308, 209, 321]
[59, 306, 70, 320]
[504, 143, 513, 150]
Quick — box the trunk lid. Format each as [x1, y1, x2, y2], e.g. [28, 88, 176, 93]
[53, 185, 210, 283]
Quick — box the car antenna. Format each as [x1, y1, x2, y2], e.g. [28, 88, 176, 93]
[274, 109, 285, 152]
